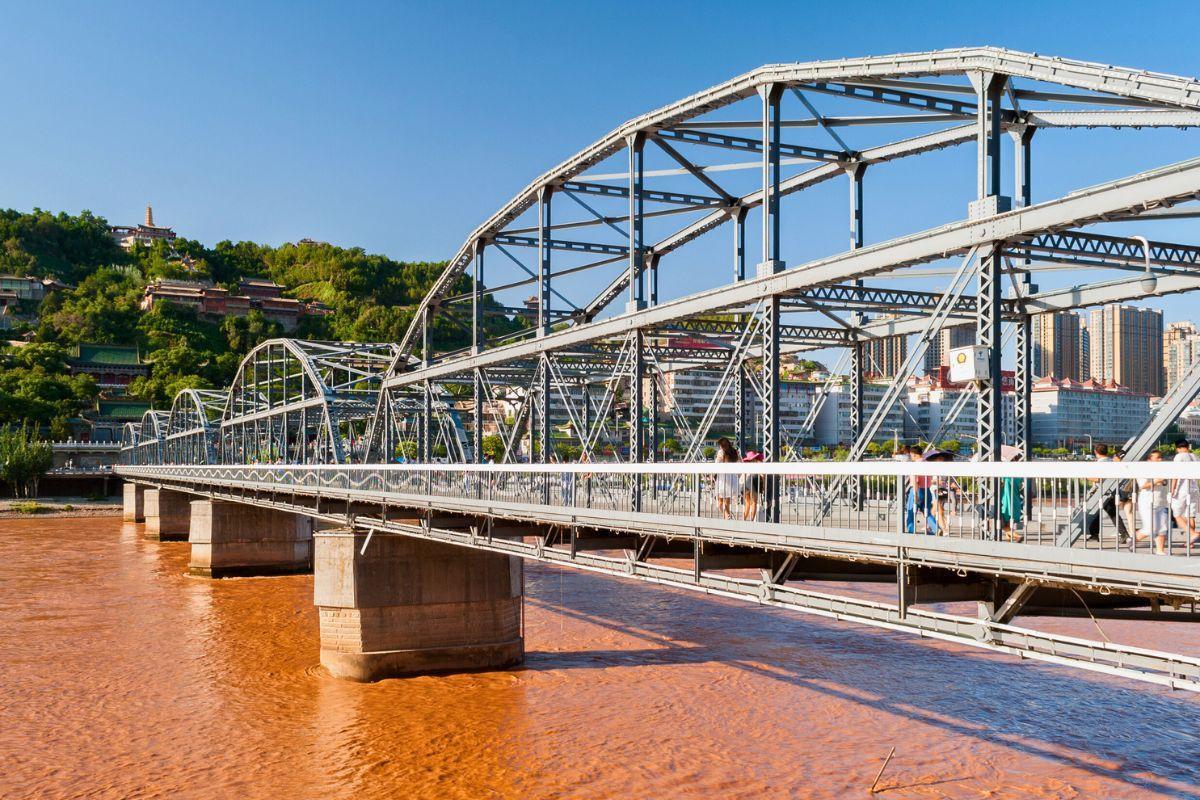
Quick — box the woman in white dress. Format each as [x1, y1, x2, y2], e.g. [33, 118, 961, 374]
[1137, 450, 1170, 554]
[714, 437, 739, 519]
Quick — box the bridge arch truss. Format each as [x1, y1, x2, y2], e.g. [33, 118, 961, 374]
[163, 389, 226, 465]
[219, 339, 399, 465]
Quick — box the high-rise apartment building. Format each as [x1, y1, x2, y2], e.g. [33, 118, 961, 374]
[1079, 322, 1091, 381]
[1088, 304, 1163, 396]
[923, 323, 974, 374]
[862, 333, 907, 378]
[1163, 321, 1200, 392]
[1031, 311, 1084, 380]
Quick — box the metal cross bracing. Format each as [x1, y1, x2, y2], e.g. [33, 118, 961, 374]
[163, 389, 225, 465]
[219, 339, 399, 465]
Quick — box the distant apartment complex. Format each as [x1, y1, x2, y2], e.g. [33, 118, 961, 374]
[140, 278, 329, 331]
[862, 332, 907, 378]
[1163, 321, 1200, 393]
[1088, 304, 1163, 396]
[1030, 376, 1150, 447]
[1032, 310, 1085, 381]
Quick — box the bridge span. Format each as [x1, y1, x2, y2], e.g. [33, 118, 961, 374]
[116, 46, 1200, 688]
[118, 461, 1200, 689]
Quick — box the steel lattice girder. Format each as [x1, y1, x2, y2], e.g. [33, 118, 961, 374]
[1008, 230, 1200, 270]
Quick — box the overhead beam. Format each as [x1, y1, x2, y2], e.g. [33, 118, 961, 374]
[654, 127, 851, 163]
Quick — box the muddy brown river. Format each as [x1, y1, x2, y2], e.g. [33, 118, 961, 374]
[2, 517, 1198, 799]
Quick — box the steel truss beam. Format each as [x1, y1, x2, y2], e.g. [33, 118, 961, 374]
[653, 126, 852, 163]
[560, 180, 725, 208]
[385, 154, 1200, 392]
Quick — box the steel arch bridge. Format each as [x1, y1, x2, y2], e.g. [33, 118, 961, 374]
[219, 339, 400, 465]
[121, 410, 170, 466]
[116, 47, 1200, 691]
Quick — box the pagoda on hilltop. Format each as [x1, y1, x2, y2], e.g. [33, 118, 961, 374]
[110, 203, 178, 250]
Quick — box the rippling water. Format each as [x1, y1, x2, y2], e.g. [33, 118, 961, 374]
[2, 517, 1199, 799]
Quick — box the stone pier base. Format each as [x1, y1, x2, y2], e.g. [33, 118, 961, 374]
[314, 530, 524, 681]
[188, 500, 313, 578]
[122, 482, 145, 522]
[143, 488, 191, 541]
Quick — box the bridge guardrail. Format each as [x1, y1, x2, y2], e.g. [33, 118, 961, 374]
[118, 461, 1200, 559]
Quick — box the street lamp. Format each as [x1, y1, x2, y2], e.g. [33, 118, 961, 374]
[1133, 235, 1157, 295]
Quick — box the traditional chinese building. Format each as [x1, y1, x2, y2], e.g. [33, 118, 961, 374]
[110, 204, 178, 250]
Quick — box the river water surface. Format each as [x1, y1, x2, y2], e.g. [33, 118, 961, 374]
[2, 517, 1199, 799]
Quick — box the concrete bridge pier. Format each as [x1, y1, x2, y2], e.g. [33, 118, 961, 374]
[314, 529, 524, 682]
[188, 500, 313, 578]
[143, 488, 191, 541]
[122, 482, 145, 522]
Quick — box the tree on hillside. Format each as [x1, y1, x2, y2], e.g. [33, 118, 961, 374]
[0, 344, 96, 429]
[38, 267, 143, 345]
[0, 208, 124, 283]
[0, 425, 54, 497]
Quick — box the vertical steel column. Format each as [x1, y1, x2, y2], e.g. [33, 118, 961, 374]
[1013, 126, 1035, 462]
[847, 162, 866, 505]
[972, 73, 1004, 201]
[647, 362, 659, 463]
[757, 82, 784, 521]
[538, 354, 551, 463]
[537, 186, 553, 336]
[733, 207, 748, 455]
[421, 381, 432, 463]
[630, 330, 644, 511]
[972, 72, 1006, 531]
[762, 296, 781, 522]
[758, 83, 785, 276]
[734, 356, 746, 455]
[627, 133, 646, 312]
[420, 308, 432, 463]
[473, 368, 484, 464]
[471, 239, 485, 354]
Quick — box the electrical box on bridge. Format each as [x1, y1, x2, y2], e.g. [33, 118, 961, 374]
[949, 345, 990, 383]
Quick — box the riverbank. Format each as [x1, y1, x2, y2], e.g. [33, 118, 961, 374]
[0, 497, 121, 518]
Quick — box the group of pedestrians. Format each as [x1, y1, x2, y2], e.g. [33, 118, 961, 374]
[713, 437, 765, 521]
[895, 445, 966, 536]
[1111, 439, 1200, 555]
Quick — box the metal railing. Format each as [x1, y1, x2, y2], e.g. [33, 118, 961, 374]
[119, 460, 1200, 558]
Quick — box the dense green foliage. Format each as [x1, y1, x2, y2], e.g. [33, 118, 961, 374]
[0, 343, 96, 432]
[0, 208, 518, 418]
[0, 425, 54, 497]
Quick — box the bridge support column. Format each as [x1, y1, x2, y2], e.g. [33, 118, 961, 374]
[314, 529, 524, 682]
[143, 488, 191, 541]
[188, 500, 313, 578]
[122, 482, 145, 522]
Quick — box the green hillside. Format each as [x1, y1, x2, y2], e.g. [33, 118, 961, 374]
[0, 208, 518, 427]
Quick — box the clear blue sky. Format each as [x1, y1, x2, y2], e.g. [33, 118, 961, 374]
[4, 0, 1195, 253]
[3, 0, 1200, 304]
